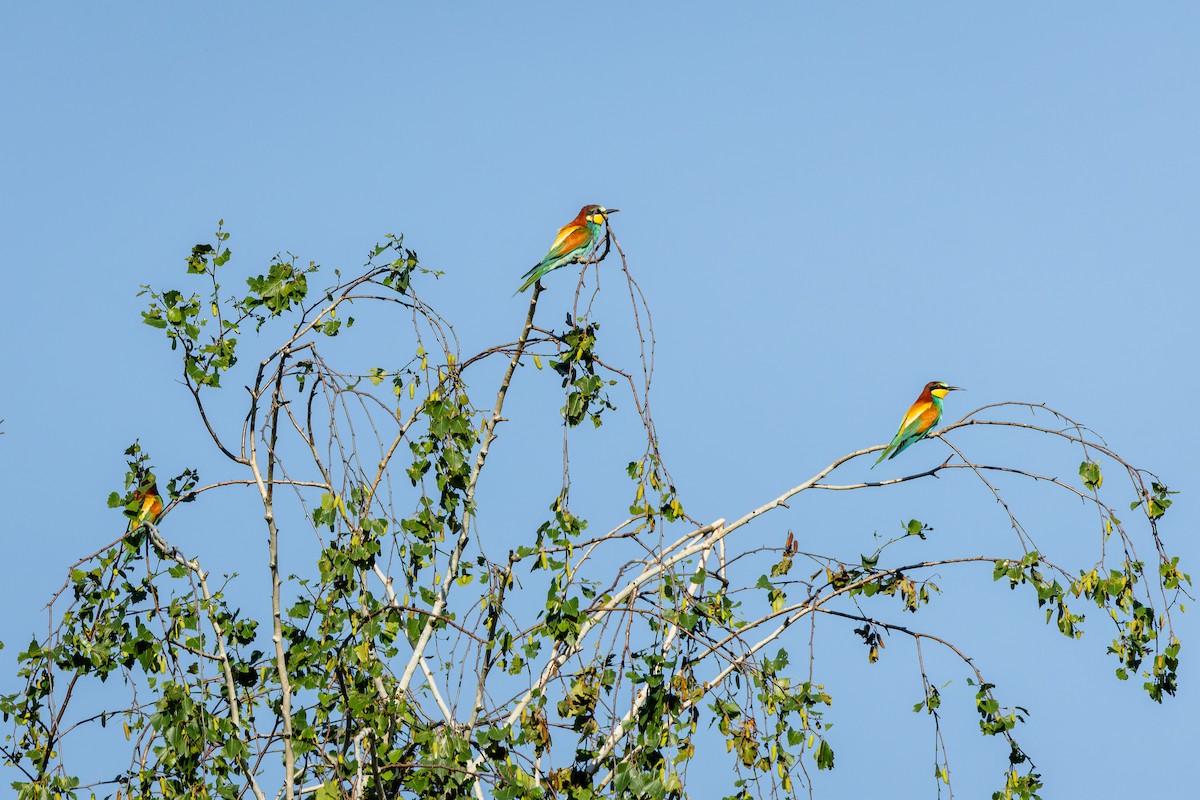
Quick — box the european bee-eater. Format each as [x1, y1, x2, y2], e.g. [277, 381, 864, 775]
[130, 479, 164, 530]
[516, 204, 619, 294]
[872, 381, 964, 467]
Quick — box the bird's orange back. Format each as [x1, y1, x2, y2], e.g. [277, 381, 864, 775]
[132, 481, 164, 529]
[898, 384, 941, 433]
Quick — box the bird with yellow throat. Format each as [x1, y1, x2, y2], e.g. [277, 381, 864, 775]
[516, 204, 619, 294]
[873, 381, 964, 467]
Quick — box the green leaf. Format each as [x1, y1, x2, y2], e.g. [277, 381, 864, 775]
[815, 739, 835, 770]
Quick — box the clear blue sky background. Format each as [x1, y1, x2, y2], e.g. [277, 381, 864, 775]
[1, 3, 1196, 797]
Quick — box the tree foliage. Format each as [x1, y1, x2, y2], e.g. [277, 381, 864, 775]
[1, 222, 1187, 800]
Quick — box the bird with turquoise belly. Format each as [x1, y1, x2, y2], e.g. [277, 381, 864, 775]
[872, 381, 964, 467]
[516, 204, 618, 294]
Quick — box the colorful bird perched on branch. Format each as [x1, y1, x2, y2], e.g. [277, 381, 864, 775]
[130, 479, 164, 531]
[873, 381, 964, 467]
[516, 204, 619, 294]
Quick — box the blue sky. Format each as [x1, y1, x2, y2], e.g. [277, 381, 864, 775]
[1, 3, 1196, 797]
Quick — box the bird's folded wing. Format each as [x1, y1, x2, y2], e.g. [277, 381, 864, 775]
[897, 401, 932, 436]
[132, 485, 164, 527]
[543, 223, 593, 262]
[895, 411, 929, 444]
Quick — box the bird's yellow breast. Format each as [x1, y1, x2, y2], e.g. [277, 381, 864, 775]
[590, 213, 606, 224]
[931, 388, 948, 399]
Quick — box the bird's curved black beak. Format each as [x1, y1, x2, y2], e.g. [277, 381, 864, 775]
[604, 208, 620, 214]
[945, 386, 965, 392]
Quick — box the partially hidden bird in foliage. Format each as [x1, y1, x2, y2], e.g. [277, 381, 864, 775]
[130, 479, 164, 531]
[516, 204, 619, 294]
[872, 381, 964, 467]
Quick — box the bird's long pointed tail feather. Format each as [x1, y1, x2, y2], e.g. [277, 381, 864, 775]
[515, 263, 544, 295]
